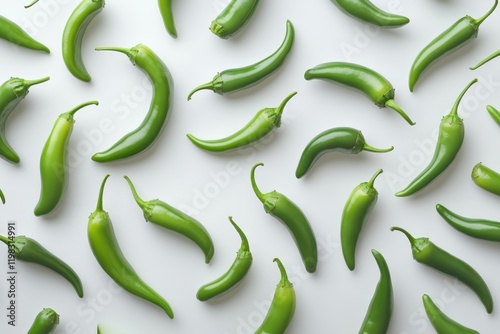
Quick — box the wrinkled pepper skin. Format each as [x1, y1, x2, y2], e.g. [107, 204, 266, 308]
[210, 0, 260, 39]
[423, 294, 479, 334]
[28, 308, 59, 334]
[329, 0, 409, 28]
[0, 15, 49, 53]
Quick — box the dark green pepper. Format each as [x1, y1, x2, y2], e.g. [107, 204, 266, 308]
[471, 162, 500, 196]
[423, 294, 479, 334]
[27, 308, 59, 334]
[210, 0, 260, 39]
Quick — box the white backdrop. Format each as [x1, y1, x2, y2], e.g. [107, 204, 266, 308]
[1, 0, 500, 333]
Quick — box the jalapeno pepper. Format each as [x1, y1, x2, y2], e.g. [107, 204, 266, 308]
[210, 0, 260, 39]
[188, 20, 294, 99]
[471, 162, 500, 196]
[304, 62, 415, 125]
[250, 162, 317, 273]
[295, 127, 393, 179]
[255, 258, 295, 334]
[88, 175, 174, 318]
[28, 308, 59, 334]
[391, 226, 493, 313]
[187, 92, 296, 153]
[158, 0, 177, 38]
[396, 78, 478, 197]
[423, 294, 479, 334]
[0, 15, 49, 53]
[0, 76, 50, 164]
[0, 235, 83, 297]
[329, 0, 409, 28]
[409, 0, 497, 91]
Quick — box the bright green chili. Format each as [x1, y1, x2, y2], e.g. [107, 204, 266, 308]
[304, 62, 415, 125]
[255, 258, 295, 334]
[409, 0, 497, 91]
[436, 203, 500, 242]
[470, 49, 500, 70]
[0, 235, 83, 297]
[251, 162, 317, 273]
[396, 78, 477, 197]
[391, 226, 493, 313]
[88, 174, 174, 318]
[341, 169, 382, 271]
[196, 217, 252, 301]
[423, 294, 479, 334]
[329, 0, 409, 28]
[0, 15, 49, 53]
[28, 308, 59, 334]
[62, 0, 105, 82]
[0, 76, 49, 164]
[295, 127, 393, 179]
[92, 44, 174, 162]
[486, 105, 500, 127]
[188, 20, 294, 99]
[34, 101, 99, 217]
[123, 175, 214, 263]
[359, 250, 393, 334]
[471, 162, 500, 196]
[187, 92, 296, 153]
[210, 0, 260, 39]
[158, 0, 177, 38]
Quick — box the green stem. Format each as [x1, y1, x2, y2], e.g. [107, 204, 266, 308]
[24, 0, 40, 8]
[95, 46, 131, 55]
[229, 216, 250, 252]
[470, 50, 500, 70]
[390, 226, 416, 244]
[187, 82, 214, 101]
[0, 235, 12, 246]
[23, 76, 50, 88]
[274, 91, 297, 119]
[385, 99, 415, 125]
[96, 174, 110, 211]
[273, 258, 291, 286]
[67, 101, 99, 117]
[450, 78, 478, 116]
[474, 0, 498, 26]
[123, 176, 147, 207]
[363, 143, 394, 153]
[367, 169, 383, 188]
[250, 163, 265, 203]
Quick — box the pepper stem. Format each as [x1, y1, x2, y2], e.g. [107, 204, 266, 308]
[470, 50, 500, 70]
[450, 78, 478, 117]
[96, 174, 110, 211]
[95, 46, 131, 55]
[123, 176, 147, 207]
[24, 0, 39, 8]
[390, 226, 416, 244]
[23, 76, 50, 88]
[228, 216, 250, 252]
[366, 169, 383, 188]
[250, 163, 265, 203]
[274, 91, 297, 119]
[385, 99, 415, 125]
[474, 0, 498, 26]
[363, 143, 394, 153]
[187, 81, 215, 101]
[0, 235, 12, 246]
[273, 258, 291, 286]
[67, 101, 99, 117]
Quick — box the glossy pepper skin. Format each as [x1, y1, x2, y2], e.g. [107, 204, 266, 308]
[0, 76, 49, 164]
[92, 44, 174, 162]
[471, 162, 500, 196]
[396, 79, 477, 197]
[251, 162, 318, 273]
[34, 101, 99, 216]
[304, 62, 415, 125]
[436, 203, 500, 242]
[295, 127, 393, 179]
[423, 294, 479, 334]
[196, 217, 252, 301]
[187, 92, 296, 153]
[210, 0, 260, 39]
[486, 105, 500, 127]
[255, 258, 295, 334]
[88, 175, 174, 318]
[62, 0, 105, 82]
[329, 0, 409, 28]
[28, 308, 59, 334]
[391, 226, 493, 313]
[359, 250, 393, 334]
[188, 20, 294, 99]
[341, 169, 383, 271]
[158, 0, 177, 38]
[0, 15, 49, 53]
[409, 0, 497, 91]
[0, 235, 83, 297]
[123, 175, 214, 263]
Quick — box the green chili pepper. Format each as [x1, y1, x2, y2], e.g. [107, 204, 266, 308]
[34, 101, 99, 216]
[409, 0, 497, 91]
[295, 127, 393, 179]
[436, 203, 500, 242]
[187, 92, 296, 153]
[0, 235, 83, 297]
[0, 15, 49, 53]
[341, 169, 382, 271]
[304, 62, 415, 125]
[92, 44, 174, 162]
[196, 217, 252, 301]
[396, 78, 477, 197]
[472, 162, 500, 197]
[422, 294, 479, 334]
[210, 0, 260, 39]
[123, 175, 214, 263]
[250, 162, 317, 273]
[62, 0, 105, 82]
[188, 20, 294, 99]
[88, 175, 174, 318]
[329, 0, 409, 28]
[255, 258, 295, 334]
[470, 49, 500, 70]
[27, 308, 59, 334]
[359, 250, 393, 334]
[486, 105, 500, 127]
[391, 226, 493, 313]
[158, 0, 177, 38]
[0, 76, 49, 164]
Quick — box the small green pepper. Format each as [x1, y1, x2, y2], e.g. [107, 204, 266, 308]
[210, 0, 260, 39]
[423, 294, 479, 334]
[471, 162, 500, 196]
[27, 308, 59, 334]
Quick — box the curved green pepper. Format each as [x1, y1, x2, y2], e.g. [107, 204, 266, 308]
[329, 0, 409, 28]
[158, 0, 177, 38]
[0, 15, 49, 53]
[471, 162, 500, 196]
[28, 308, 59, 334]
[423, 294, 479, 334]
[210, 0, 260, 39]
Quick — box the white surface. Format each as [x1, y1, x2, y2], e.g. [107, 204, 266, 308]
[1, 0, 500, 333]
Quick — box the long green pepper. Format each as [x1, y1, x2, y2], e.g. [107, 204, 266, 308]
[329, 0, 409, 28]
[423, 294, 479, 334]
